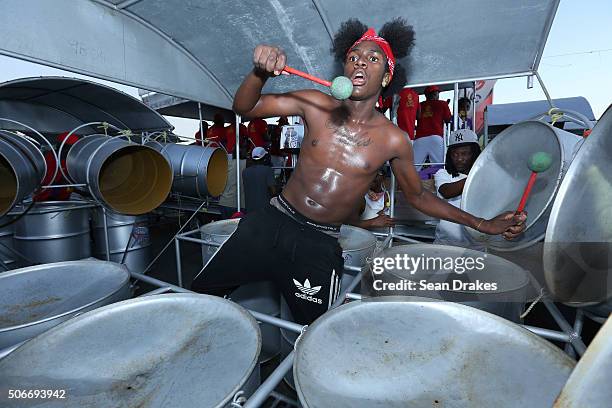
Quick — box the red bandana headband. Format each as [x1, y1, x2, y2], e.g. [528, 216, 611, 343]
[348, 28, 396, 81]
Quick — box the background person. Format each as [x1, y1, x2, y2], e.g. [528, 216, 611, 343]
[433, 129, 483, 249]
[414, 85, 452, 171]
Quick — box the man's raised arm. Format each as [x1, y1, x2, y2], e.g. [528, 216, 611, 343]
[233, 45, 318, 120]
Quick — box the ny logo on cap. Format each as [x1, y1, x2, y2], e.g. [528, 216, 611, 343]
[455, 133, 464, 142]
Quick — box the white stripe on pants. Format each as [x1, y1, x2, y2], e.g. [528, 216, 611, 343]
[413, 135, 444, 171]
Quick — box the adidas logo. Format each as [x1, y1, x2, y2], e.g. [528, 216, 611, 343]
[293, 279, 321, 295]
[293, 278, 323, 304]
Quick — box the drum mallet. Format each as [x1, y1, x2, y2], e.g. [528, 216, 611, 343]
[282, 66, 353, 100]
[515, 151, 553, 213]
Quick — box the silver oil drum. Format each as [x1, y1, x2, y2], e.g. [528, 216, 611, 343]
[91, 208, 151, 273]
[0, 260, 130, 351]
[554, 316, 612, 407]
[544, 105, 612, 309]
[200, 219, 281, 364]
[0, 131, 46, 217]
[0, 217, 16, 270]
[462, 121, 582, 251]
[0, 294, 261, 408]
[66, 134, 173, 215]
[338, 224, 376, 294]
[148, 142, 228, 198]
[13, 201, 92, 264]
[294, 297, 574, 408]
[373, 244, 530, 323]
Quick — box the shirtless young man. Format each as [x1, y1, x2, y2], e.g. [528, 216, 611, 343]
[192, 19, 526, 324]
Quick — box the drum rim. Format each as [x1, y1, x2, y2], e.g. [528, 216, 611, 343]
[0, 260, 130, 332]
[293, 296, 574, 407]
[0, 293, 262, 408]
[380, 244, 531, 293]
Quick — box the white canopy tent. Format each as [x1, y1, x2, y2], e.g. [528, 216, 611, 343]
[0, 0, 559, 109]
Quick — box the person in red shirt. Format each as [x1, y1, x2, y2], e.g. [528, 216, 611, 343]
[206, 113, 227, 148]
[396, 87, 420, 139]
[192, 121, 209, 146]
[414, 85, 451, 171]
[247, 118, 267, 148]
[225, 121, 249, 154]
[33, 132, 78, 202]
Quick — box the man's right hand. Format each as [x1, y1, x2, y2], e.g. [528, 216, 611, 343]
[253, 45, 287, 77]
[364, 212, 396, 228]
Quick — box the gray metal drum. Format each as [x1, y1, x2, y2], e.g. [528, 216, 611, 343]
[0, 260, 130, 351]
[66, 134, 173, 215]
[0, 294, 261, 408]
[92, 208, 151, 273]
[338, 224, 376, 295]
[374, 244, 530, 322]
[0, 131, 46, 217]
[200, 219, 281, 363]
[544, 105, 612, 307]
[339, 225, 377, 268]
[554, 316, 612, 407]
[0, 217, 16, 269]
[462, 121, 582, 251]
[14, 201, 92, 263]
[149, 142, 228, 198]
[294, 297, 575, 408]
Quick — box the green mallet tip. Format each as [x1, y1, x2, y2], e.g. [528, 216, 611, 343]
[330, 76, 353, 100]
[528, 151, 553, 173]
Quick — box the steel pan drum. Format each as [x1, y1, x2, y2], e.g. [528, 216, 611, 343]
[544, 105, 612, 306]
[0, 294, 261, 408]
[294, 297, 574, 408]
[13, 201, 92, 263]
[338, 224, 377, 294]
[66, 134, 173, 215]
[462, 121, 582, 251]
[0, 131, 46, 217]
[0, 216, 16, 269]
[92, 208, 151, 273]
[148, 142, 228, 198]
[0, 260, 130, 350]
[373, 244, 530, 322]
[554, 316, 612, 407]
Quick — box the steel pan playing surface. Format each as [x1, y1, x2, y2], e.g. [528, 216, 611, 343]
[294, 297, 574, 408]
[0, 294, 261, 408]
[0, 260, 130, 350]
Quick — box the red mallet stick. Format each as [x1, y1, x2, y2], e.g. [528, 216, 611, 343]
[282, 66, 331, 87]
[516, 172, 538, 213]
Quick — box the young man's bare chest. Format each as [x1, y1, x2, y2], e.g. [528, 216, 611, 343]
[301, 116, 391, 175]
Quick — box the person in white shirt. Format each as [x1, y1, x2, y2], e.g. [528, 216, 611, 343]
[434, 129, 483, 249]
[354, 169, 395, 229]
